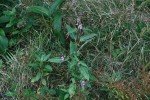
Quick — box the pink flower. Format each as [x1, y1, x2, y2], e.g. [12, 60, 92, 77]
[61, 56, 65, 62]
[77, 18, 80, 23]
[81, 80, 86, 86]
[78, 24, 83, 30]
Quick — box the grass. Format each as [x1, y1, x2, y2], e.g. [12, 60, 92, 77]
[0, 0, 150, 100]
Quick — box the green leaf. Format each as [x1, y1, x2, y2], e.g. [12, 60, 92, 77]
[83, 27, 92, 32]
[68, 61, 77, 69]
[44, 65, 53, 72]
[78, 61, 88, 67]
[36, 72, 41, 81]
[89, 74, 98, 82]
[43, 72, 49, 76]
[71, 72, 81, 79]
[41, 53, 51, 62]
[64, 94, 70, 100]
[80, 34, 97, 42]
[53, 11, 65, 46]
[70, 42, 77, 55]
[31, 72, 41, 82]
[79, 66, 89, 81]
[28, 63, 39, 69]
[53, 12, 62, 35]
[49, 57, 62, 63]
[6, 16, 16, 28]
[3, 8, 16, 16]
[31, 77, 37, 83]
[0, 28, 5, 36]
[49, 0, 65, 16]
[0, 16, 10, 24]
[0, 36, 8, 53]
[57, 89, 68, 100]
[66, 24, 77, 40]
[41, 79, 46, 86]
[27, 6, 49, 17]
[68, 83, 76, 97]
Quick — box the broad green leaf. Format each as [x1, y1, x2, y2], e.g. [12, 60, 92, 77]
[66, 24, 77, 40]
[53, 11, 62, 36]
[31, 72, 41, 82]
[0, 16, 10, 24]
[43, 72, 49, 76]
[27, 6, 49, 17]
[0, 36, 8, 53]
[53, 11, 65, 46]
[70, 55, 79, 61]
[79, 66, 89, 81]
[68, 83, 76, 97]
[28, 63, 39, 69]
[36, 72, 41, 81]
[31, 77, 37, 83]
[49, 0, 65, 46]
[73, 55, 79, 61]
[6, 16, 16, 28]
[41, 79, 46, 86]
[49, 57, 62, 63]
[3, 8, 16, 16]
[34, 54, 41, 61]
[0, 28, 5, 36]
[41, 53, 51, 62]
[49, 0, 65, 16]
[70, 42, 77, 55]
[80, 34, 97, 42]
[64, 94, 70, 100]
[44, 65, 53, 72]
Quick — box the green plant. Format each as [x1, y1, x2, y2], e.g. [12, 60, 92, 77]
[0, 6, 34, 53]
[0, 29, 8, 53]
[29, 52, 52, 86]
[26, 0, 66, 46]
[48, 24, 97, 99]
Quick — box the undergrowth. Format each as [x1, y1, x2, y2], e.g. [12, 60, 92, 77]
[0, 0, 150, 100]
